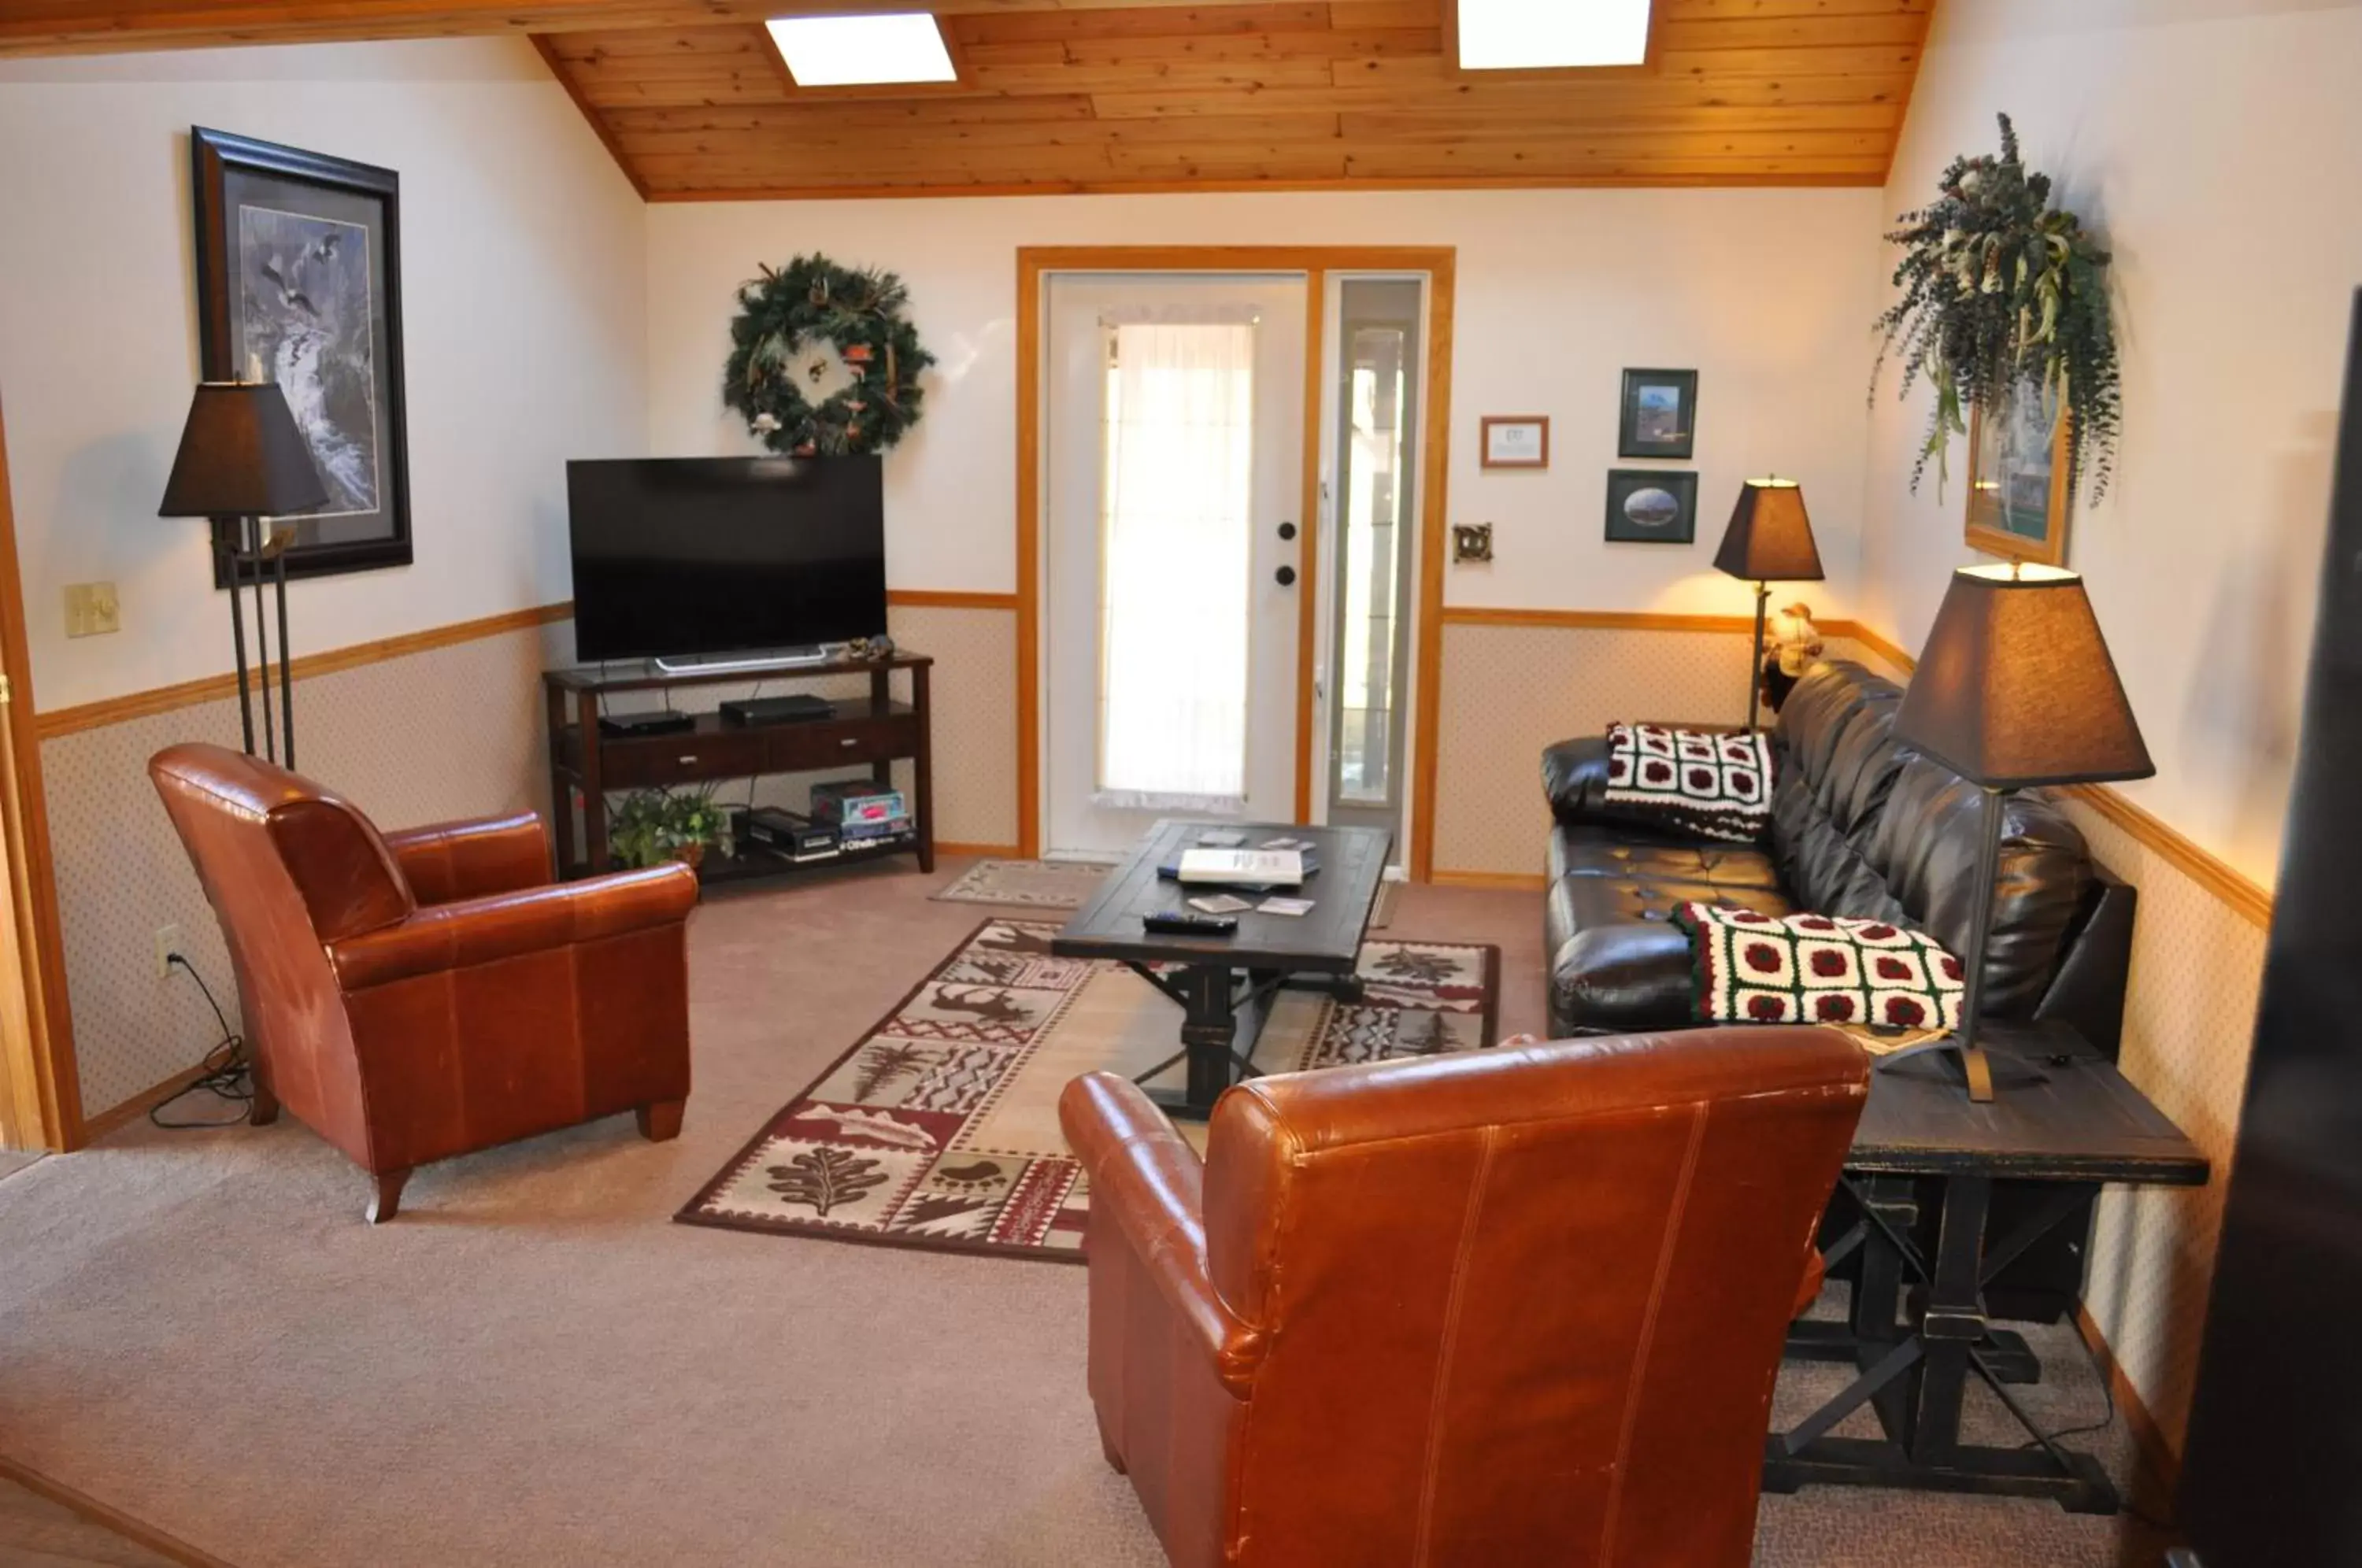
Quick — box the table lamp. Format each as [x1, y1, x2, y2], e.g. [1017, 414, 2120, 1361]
[158, 381, 326, 768]
[1715, 478, 1824, 730]
[1893, 563, 2154, 1100]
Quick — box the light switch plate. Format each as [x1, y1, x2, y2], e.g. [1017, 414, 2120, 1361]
[65, 582, 119, 638]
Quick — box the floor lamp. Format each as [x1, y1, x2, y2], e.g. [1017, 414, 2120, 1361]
[1892, 563, 2154, 1101]
[158, 382, 326, 769]
[1713, 478, 1824, 730]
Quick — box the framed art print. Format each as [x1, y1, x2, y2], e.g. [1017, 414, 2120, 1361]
[1481, 416, 1549, 469]
[1965, 388, 2071, 567]
[191, 127, 412, 586]
[1618, 368, 1697, 459]
[1605, 469, 1698, 544]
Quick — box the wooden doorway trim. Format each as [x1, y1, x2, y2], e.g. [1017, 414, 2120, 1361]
[0, 391, 82, 1150]
[1013, 245, 1455, 871]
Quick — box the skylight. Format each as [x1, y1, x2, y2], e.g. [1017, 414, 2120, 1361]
[1457, 0, 1653, 70]
[765, 13, 958, 88]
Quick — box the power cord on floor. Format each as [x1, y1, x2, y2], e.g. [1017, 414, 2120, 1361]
[2008, 1307, 2181, 1536]
[148, 952, 254, 1130]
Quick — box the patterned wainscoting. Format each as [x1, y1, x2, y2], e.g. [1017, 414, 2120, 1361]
[41, 620, 568, 1119]
[1426, 616, 1887, 881]
[39, 600, 1022, 1129]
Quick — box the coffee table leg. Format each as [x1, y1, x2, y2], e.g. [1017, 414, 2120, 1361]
[1131, 963, 1283, 1121]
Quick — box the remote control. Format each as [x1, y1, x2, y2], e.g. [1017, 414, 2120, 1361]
[1142, 911, 1238, 936]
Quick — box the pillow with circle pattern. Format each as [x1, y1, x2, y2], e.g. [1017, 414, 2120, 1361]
[1673, 901, 1965, 1030]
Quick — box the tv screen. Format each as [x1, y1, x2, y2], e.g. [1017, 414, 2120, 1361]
[566, 457, 887, 663]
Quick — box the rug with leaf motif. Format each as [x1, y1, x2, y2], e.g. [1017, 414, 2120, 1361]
[676, 919, 1498, 1261]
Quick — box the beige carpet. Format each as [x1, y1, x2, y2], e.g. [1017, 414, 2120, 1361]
[0, 860, 2168, 1567]
[678, 921, 1495, 1258]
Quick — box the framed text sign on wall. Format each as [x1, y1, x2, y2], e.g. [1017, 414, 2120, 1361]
[191, 127, 413, 586]
[1480, 416, 1549, 469]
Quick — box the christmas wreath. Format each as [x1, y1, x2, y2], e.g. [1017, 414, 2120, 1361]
[722, 254, 934, 456]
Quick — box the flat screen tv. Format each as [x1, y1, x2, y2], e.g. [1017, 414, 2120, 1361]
[567, 457, 887, 664]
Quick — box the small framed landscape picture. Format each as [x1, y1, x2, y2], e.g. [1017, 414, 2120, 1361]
[1965, 390, 2071, 566]
[1619, 368, 1697, 460]
[1480, 416, 1549, 470]
[1605, 469, 1698, 545]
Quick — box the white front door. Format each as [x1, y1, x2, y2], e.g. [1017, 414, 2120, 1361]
[1042, 274, 1307, 858]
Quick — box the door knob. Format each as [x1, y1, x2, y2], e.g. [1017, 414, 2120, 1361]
[1277, 521, 1298, 541]
[1275, 565, 1298, 587]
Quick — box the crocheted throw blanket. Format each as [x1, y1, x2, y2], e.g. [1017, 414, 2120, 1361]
[1675, 903, 1966, 1032]
[1602, 723, 1773, 843]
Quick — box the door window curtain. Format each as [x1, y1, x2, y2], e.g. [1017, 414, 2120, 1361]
[1094, 313, 1257, 812]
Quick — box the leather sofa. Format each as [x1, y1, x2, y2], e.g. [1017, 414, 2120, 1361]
[151, 743, 699, 1222]
[1539, 660, 2138, 1320]
[1542, 660, 2134, 1052]
[1061, 1026, 1870, 1568]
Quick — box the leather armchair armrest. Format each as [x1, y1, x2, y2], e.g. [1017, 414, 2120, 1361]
[383, 813, 552, 904]
[328, 863, 698, 990]
[1060, 1072, 1266, 1397]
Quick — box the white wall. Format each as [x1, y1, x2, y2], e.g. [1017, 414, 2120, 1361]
[646, 189, 1883, 618]
[1860, 0, 2362, 888]
[0, 38, 648, 713]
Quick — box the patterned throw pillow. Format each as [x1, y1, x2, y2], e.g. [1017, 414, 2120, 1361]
[1674, 902, 1966, 1031]
[1602, 723, 1773, 843]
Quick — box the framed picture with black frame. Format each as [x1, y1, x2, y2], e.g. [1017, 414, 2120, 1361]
[1604, 469, 1698, 544]
[1618, 368, 1697, 460]
[191, 127, 412, 586]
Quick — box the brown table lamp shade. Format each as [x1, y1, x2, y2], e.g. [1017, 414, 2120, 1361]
[1714, 478, 1826, 584]
[1717, 478, 1824, 729]
[159, 381, 328, 519]
[1894, 564, 2155, 788]
[1891, 562, 2151, 1103]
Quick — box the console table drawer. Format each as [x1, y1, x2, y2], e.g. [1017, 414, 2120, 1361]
[600, 730, 768, 789]
[765, 715, 917, 772]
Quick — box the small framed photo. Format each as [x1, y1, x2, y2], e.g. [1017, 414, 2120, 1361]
[1605, 469, 1698, 544]
[1480, 416, 1549, 469]
[1619, 368, 1697, 460]
[1965, 390, 2071, 566]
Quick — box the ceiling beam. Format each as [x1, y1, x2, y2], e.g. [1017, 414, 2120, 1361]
[0, 0, 1276, 58]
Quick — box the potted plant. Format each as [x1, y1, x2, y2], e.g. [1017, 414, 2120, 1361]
[609, 786, 735, 870]
[1873, 113, 2121, 503]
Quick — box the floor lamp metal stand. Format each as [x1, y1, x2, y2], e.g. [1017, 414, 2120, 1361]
[160, 381, 324, 771]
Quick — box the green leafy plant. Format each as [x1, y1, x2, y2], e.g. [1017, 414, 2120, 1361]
[1872, 113, 2121, 503]
[608, 786, 733, 870]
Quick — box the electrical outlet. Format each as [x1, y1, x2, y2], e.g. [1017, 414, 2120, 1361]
[65, 582, 120, 638]
[154, 924, 183, 980]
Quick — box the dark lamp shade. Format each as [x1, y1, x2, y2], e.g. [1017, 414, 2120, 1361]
[1893, 564, 2156, 789]
[157, 381, 328, 518]
[1714, 478, 1824, 582]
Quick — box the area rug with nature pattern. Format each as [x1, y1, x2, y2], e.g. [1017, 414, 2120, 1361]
[676, 919, 1498, 1261]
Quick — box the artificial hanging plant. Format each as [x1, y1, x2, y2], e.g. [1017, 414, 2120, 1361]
[1872, 113, 2122, 503]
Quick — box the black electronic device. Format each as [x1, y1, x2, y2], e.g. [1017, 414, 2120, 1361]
[566, 457, 887, 664]
[1142, 911, 1238, 936]
[742, 806, 842, 862]
[720, 693, 837, 727]
[597, 708, 694, 738]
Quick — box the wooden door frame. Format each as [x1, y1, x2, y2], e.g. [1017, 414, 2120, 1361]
[0, 390, 83, 1151]
[1014, 245, 1456, 876]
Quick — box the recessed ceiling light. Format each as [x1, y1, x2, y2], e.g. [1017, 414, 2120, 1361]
[1457, 0, 1652, 70]
[765, 13, 957, 88]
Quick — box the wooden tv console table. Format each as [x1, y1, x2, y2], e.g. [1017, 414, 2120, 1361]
[543, 652, 933, 887]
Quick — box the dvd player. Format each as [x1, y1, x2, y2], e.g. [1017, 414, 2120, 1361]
[597, 708, 694, 738]
[720, 693, 837, 726]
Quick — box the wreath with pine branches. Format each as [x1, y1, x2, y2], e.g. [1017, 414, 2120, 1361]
[723, 254, 934, 456]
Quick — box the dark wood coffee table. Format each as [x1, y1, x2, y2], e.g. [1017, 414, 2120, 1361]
[1052, 819, 1392, 1119]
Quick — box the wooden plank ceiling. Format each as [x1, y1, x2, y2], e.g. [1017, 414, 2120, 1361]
[533, 0, 1932, 200]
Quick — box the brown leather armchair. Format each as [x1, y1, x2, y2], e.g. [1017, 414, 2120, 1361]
[1059, 1025, 1869, 1567]
[150, 743, 698, 1222]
